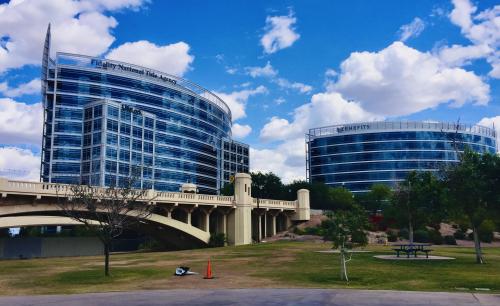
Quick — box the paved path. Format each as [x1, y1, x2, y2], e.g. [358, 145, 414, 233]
[0, 289, 498, 306]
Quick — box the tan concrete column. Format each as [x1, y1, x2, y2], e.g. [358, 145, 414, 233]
[222, 213, 227, 235]
[227, 173, 252, 246]
[263, 211, 267, 238]
[204, 210, 210, 232]
[258, 214, 262, 241]
[271, 214, 276, 236]
[291, 189, 311, 221]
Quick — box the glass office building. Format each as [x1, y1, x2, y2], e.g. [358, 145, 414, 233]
[40, 26, 248, 194]
[306, 121, 497, 193]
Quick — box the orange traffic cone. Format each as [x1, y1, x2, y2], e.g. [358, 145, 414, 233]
[204, 258, 214, 279]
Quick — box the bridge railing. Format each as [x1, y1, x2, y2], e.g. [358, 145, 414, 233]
[252, 198, 298, 210]
[0, 178, 298, 210]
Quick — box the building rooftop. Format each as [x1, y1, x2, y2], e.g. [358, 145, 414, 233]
[307, 121, 497, 139]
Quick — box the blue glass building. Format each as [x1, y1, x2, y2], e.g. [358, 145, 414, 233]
[40, 26, 248, 194]
[306, 121, 497, 193]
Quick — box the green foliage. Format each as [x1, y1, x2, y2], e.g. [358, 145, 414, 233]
[219, 182, 234, 196]
[351, 230, 368, 244]
[386, 230, 398, 242]
[444, 235, 457, 245]
[479, 220, 495, 243]
[303, 227, 323, 236]
[322, 205, 369, 249]
[398, 228, 409, 240]
[413, 229, 430, 243]
[208, 233, 226, 247]
[428, 229, 444, 245]
[453, 230, 466, 240]
[386, 171, 446, 243]
[360, 184, 393, 212]
[251, 171, 284, 199]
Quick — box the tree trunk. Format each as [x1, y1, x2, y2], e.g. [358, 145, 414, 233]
[409, 222, 414, 245]
[104, 242, 110, 276]
[472, 226, 484, 264]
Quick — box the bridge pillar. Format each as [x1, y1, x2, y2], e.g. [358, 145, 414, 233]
[227, 173, 252, 246]
[292, 189, 310, 221]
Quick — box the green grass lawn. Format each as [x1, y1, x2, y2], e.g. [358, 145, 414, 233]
[0, 241, 499, 295]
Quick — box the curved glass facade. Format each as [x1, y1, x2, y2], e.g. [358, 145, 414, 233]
[307, 122, 497, 193]
[41, 31, 248, 194]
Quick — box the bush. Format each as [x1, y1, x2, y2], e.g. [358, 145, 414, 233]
[428, 229, 443, 245]
[387, 230, 398, 242]
[413, 229, 430, 243]
[293, 227, 305, 235]
[303, 227, 323, 236]
[208, 233, 226, 247]
[479, 220, 495, 243]
[444, 235, 457, 245]
[351, 230, 368, 245]
[453, 230, 466, 240]
[398, 228, 409, 240]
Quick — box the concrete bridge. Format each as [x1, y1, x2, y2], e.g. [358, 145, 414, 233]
[0, 173, 310, 247]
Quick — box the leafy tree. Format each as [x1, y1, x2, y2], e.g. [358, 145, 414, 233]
[322, 205, 369, 281]
[443, 149, 500, 263]
[250, 171, 284, 199]
[361, 184, 392, 213]
[328, 187, 356, 211]
[219, 182, 234, 196]
[387, 171, 445, 244]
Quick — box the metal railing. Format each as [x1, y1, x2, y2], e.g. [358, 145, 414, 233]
[308, 121, 497, 138]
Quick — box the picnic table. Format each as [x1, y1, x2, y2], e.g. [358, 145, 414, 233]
[392, 243, 433, 258]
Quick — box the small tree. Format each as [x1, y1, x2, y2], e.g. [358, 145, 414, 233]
[388, 171, 445, 244]
[362, 184, 392, 213]
[322, 205, 369, 281]
[57, 177, 156, 276]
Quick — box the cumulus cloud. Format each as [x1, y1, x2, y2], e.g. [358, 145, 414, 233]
[106, 40, 194, 76]
[438, 44, 493, 66]
[0, 78, 41, 98]
[214, 86, 267, 121]
[260, 12, 300, 54]
[251, 138, 307, 183]
[0, 147, 40, 181]
[331, 41, 490, 116]
[448, 0, 500, 78]
[0, 0, 147, 73]
[274, 78, 312, 94]
[232, 123, 252, 139]
[0, 98, 43, 146]
[398, 17, 426, 42]
[260, 92, 380, 142]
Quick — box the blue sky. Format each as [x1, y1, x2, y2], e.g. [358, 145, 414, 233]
[0, 0, 499, 182]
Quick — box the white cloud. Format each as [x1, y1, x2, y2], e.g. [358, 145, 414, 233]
[274, 78, 312, 94]
[331, 41, 490, 116]
[260, 92, 380, 143]
[246, 61, 278, 78]
[398, 17, 426, 42]
[448, 0, 500, 78]
[106, 40, 194, 76]
[438, 44, 493, 66]
[0, 98, 43, 146]
[214, 86, 267, 121]
[0, 147, 40, 181]
[225, 67, 237, 75]
[260, 12, 300, 54]
[232, 123, 252, 139]
[324, 69, 338, 78]
[0, 0, 147, 73]
[244, 61, 312, 94]
[274, 97, 286, 105]
[0, 78, 41, 98]
[478, 115, 500, 150]
[250, 138, 307, 183]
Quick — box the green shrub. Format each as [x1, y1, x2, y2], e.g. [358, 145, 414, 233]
[387, 230, 398, 242]
[398, 228, 409, 240]
[453, 230, 466, 240]
[351, 230, 368, 245]
[304, 227, 323, 236]
[293, 227, 305, 235]
[413, 229, 430, 243]
[444, 235, 457, 245]
[208, 233, 226, 247]
[428, 229, 443, 245]
[479, 220, 495, 243]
